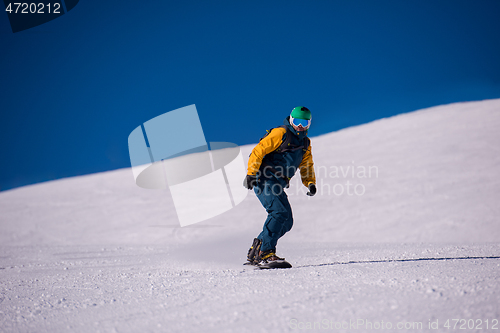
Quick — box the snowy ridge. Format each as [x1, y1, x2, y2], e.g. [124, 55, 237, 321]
[2, 99, 499, 246]
[1, 99, 499, 332]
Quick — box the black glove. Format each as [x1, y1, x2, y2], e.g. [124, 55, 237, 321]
[243, 175, 257, 190]
[306, 183, 317, 196]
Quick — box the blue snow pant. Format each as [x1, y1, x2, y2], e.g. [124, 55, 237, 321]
[254, 177, 293, 252]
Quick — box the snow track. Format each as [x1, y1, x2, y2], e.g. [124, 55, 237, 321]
[1, 243, 499, 332]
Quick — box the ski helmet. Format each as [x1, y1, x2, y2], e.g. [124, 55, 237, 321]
[291, 106, 312, 120]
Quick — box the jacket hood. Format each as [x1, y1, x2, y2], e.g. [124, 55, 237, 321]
[284, 116, 308, 140]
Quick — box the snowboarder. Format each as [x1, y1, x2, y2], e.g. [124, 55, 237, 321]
[243, 106, 317, 268]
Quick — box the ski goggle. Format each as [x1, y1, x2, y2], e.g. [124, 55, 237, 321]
[290, 116, 311, 129]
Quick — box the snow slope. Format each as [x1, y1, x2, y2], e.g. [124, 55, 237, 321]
[1, 99, 499, 332]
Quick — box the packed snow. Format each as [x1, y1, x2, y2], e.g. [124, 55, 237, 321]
[1, 99, 499, 332]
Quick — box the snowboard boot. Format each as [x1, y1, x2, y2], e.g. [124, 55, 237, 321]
[246, 238, 262, 264]
[254, 249, 292, 269]
[255, 249, 285, 264]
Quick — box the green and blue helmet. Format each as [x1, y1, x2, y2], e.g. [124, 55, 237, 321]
[290, 106, 312, 129]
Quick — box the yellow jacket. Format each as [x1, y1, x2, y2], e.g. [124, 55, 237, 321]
[247, 127, 316, 187]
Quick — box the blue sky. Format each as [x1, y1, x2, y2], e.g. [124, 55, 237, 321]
[1, 0, 499, 191]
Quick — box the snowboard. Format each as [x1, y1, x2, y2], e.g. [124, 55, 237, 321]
[244, 260, 292, 269]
